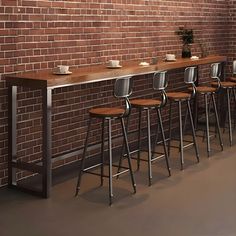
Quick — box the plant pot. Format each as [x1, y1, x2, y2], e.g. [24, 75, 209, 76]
[182, 44, 192, 58]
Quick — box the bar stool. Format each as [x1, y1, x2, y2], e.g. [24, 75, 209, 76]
[167, 67, 200, 170]
[211, 62, 236, 145]
[75, 76, 136, 205]
[126, 71, 171, 186]
[194, 63, 223, 156]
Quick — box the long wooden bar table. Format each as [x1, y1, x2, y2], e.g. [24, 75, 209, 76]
[5, 55, 227, 198]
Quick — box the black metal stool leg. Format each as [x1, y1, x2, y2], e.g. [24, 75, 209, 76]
[179, 103, 188, 153]
[226, 89, 233, 146]
[152, 114, 160, 159]
[203, 96, 213, 142]
[146, 109, 152, 186]
[193, 93, 198, 129]
[183, 104, 189, 136]
[187, 100, 200, 162]
[233, 88, 236, 128]
[100, 119, 105, 186]
[168, 101, 172, 156]
[137, 109, 142, 170]
[120, 118, 136, 193]
[204, 94, 211, 157]
[75, 117, 92, 196]
[211, 94, 224, 151]
[178, 101, 184, 170]
[108, 118, 113, 205]
[157, 108, 171, 176]
[116, 116, 130, 178]
[213, 94, 218, 138]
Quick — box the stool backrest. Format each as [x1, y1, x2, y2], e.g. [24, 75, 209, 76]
[210, 62, 221, 90]
[184, 67, 197, 98]
[233, 60, 236, 76]
[114, 76, 132, 98]
[184, 66, 197, 84]
[211, 62, 222, 79]
[153, 71, 168, 107]
[114, 76, 132, 117]
[153, 71, 168, 91]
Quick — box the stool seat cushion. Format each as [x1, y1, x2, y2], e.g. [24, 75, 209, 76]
[167, 92, 191, 101]
[211, 81, 236, 88]
[195, 86, 217, 94]
[130, 98, 161, 108]
[89, 107, 125, 117]
[229, 77, 236, 83]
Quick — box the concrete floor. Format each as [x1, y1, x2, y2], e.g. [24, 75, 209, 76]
[0, 133, 236, 236]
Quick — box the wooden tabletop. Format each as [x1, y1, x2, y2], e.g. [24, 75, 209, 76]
[5, 55, 227, 89]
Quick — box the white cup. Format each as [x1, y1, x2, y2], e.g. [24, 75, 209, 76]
[166, 54, 176, 61]
[57, 65, 69, 74]
[108, 60, 120, 67]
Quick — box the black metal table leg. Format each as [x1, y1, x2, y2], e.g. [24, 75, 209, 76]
[108, 119, 113, 205]
[100, 119, 105, 186]
[8, 85, 17, 187]
[42, 88, 52, 198]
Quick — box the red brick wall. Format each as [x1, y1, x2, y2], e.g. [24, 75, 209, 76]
[0, 0, 232, 186]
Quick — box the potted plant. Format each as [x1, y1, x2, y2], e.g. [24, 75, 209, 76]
[176, 27, 194, 58]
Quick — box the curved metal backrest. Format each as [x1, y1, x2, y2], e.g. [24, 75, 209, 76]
[211, 62, 221, 78]
[114, 76, 132, 98]
[153, 71, 168, 91]
[233, 60, 236, 76]
[184, 67, 197, 98]
[210, 63, 221, 90]
[114, 76, 132, 117]
[153, 71, 168, 107]
[184, 66, 197, 84]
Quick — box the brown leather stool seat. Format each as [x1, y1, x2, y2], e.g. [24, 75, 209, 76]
[211, 81, 236, 89]
[89, 107, 125, 118]
[229, 77, 236, 82]
[130, 98, 161, 108]
[195, 86, 217, 94]
[167, 92, 191, 101]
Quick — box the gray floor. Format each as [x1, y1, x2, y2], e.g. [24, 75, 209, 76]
[1, 132, 236, 236]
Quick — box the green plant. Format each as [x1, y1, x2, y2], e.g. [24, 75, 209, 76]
[176, 27, 194, 44]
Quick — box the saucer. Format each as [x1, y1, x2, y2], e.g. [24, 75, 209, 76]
[53, 71, 72, 75]
[191, 56, 199, 60]
[139, 62, 150, 66]
[165, 59, 176, 62]
[106, 65, 122, 69]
